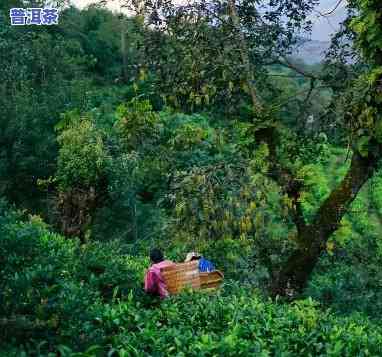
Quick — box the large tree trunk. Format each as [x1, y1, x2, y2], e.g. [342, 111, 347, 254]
[271, 151, 380, 296]
[226, 0, 382, 297]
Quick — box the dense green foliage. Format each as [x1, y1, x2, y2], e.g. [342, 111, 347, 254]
[2, 0, 382, 355]
[2, 209, 382, 356]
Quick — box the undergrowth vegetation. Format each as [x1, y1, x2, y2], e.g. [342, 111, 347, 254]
[2, 0, 382, 355]
[1, 206, 382, 356]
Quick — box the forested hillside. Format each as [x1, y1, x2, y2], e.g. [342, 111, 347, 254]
[2, 0, 382, 355]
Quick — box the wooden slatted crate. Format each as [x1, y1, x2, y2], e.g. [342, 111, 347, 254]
[161, 261, 201, 295]
[200, 270, 224, 290]
[161, 261, 224, 295]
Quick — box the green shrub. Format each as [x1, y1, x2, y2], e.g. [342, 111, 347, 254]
[56, 113, 110, 191]
[97, 289, 382, 356]
[2, 208, 382, 356]
[0, 209, 146, 352]
[306, 252, 382, 319]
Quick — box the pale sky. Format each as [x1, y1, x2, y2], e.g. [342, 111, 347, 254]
[71, 0, 121, 11]
[70, 0, 347, 41]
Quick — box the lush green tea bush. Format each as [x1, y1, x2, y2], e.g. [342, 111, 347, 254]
[1, 206, 382, 356]
[104, 292, 382, 357]
[0, 207, 147, 353]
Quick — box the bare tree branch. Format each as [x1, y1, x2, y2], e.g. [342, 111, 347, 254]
[316, 0, 345, 17]
[277, 56, 322, 81]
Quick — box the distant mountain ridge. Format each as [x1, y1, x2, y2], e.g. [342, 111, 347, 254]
[292, 39, 331, 64]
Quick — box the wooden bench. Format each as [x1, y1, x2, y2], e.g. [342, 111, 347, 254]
[161, 261, 224, 295]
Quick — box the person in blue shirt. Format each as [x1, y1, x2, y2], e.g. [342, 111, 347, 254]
[185, 252, 215, 272]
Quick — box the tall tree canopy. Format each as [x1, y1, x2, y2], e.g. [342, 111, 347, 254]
[118, 0, 382, 295]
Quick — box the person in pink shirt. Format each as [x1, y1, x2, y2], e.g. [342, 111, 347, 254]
[144, 248, 175, 299]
